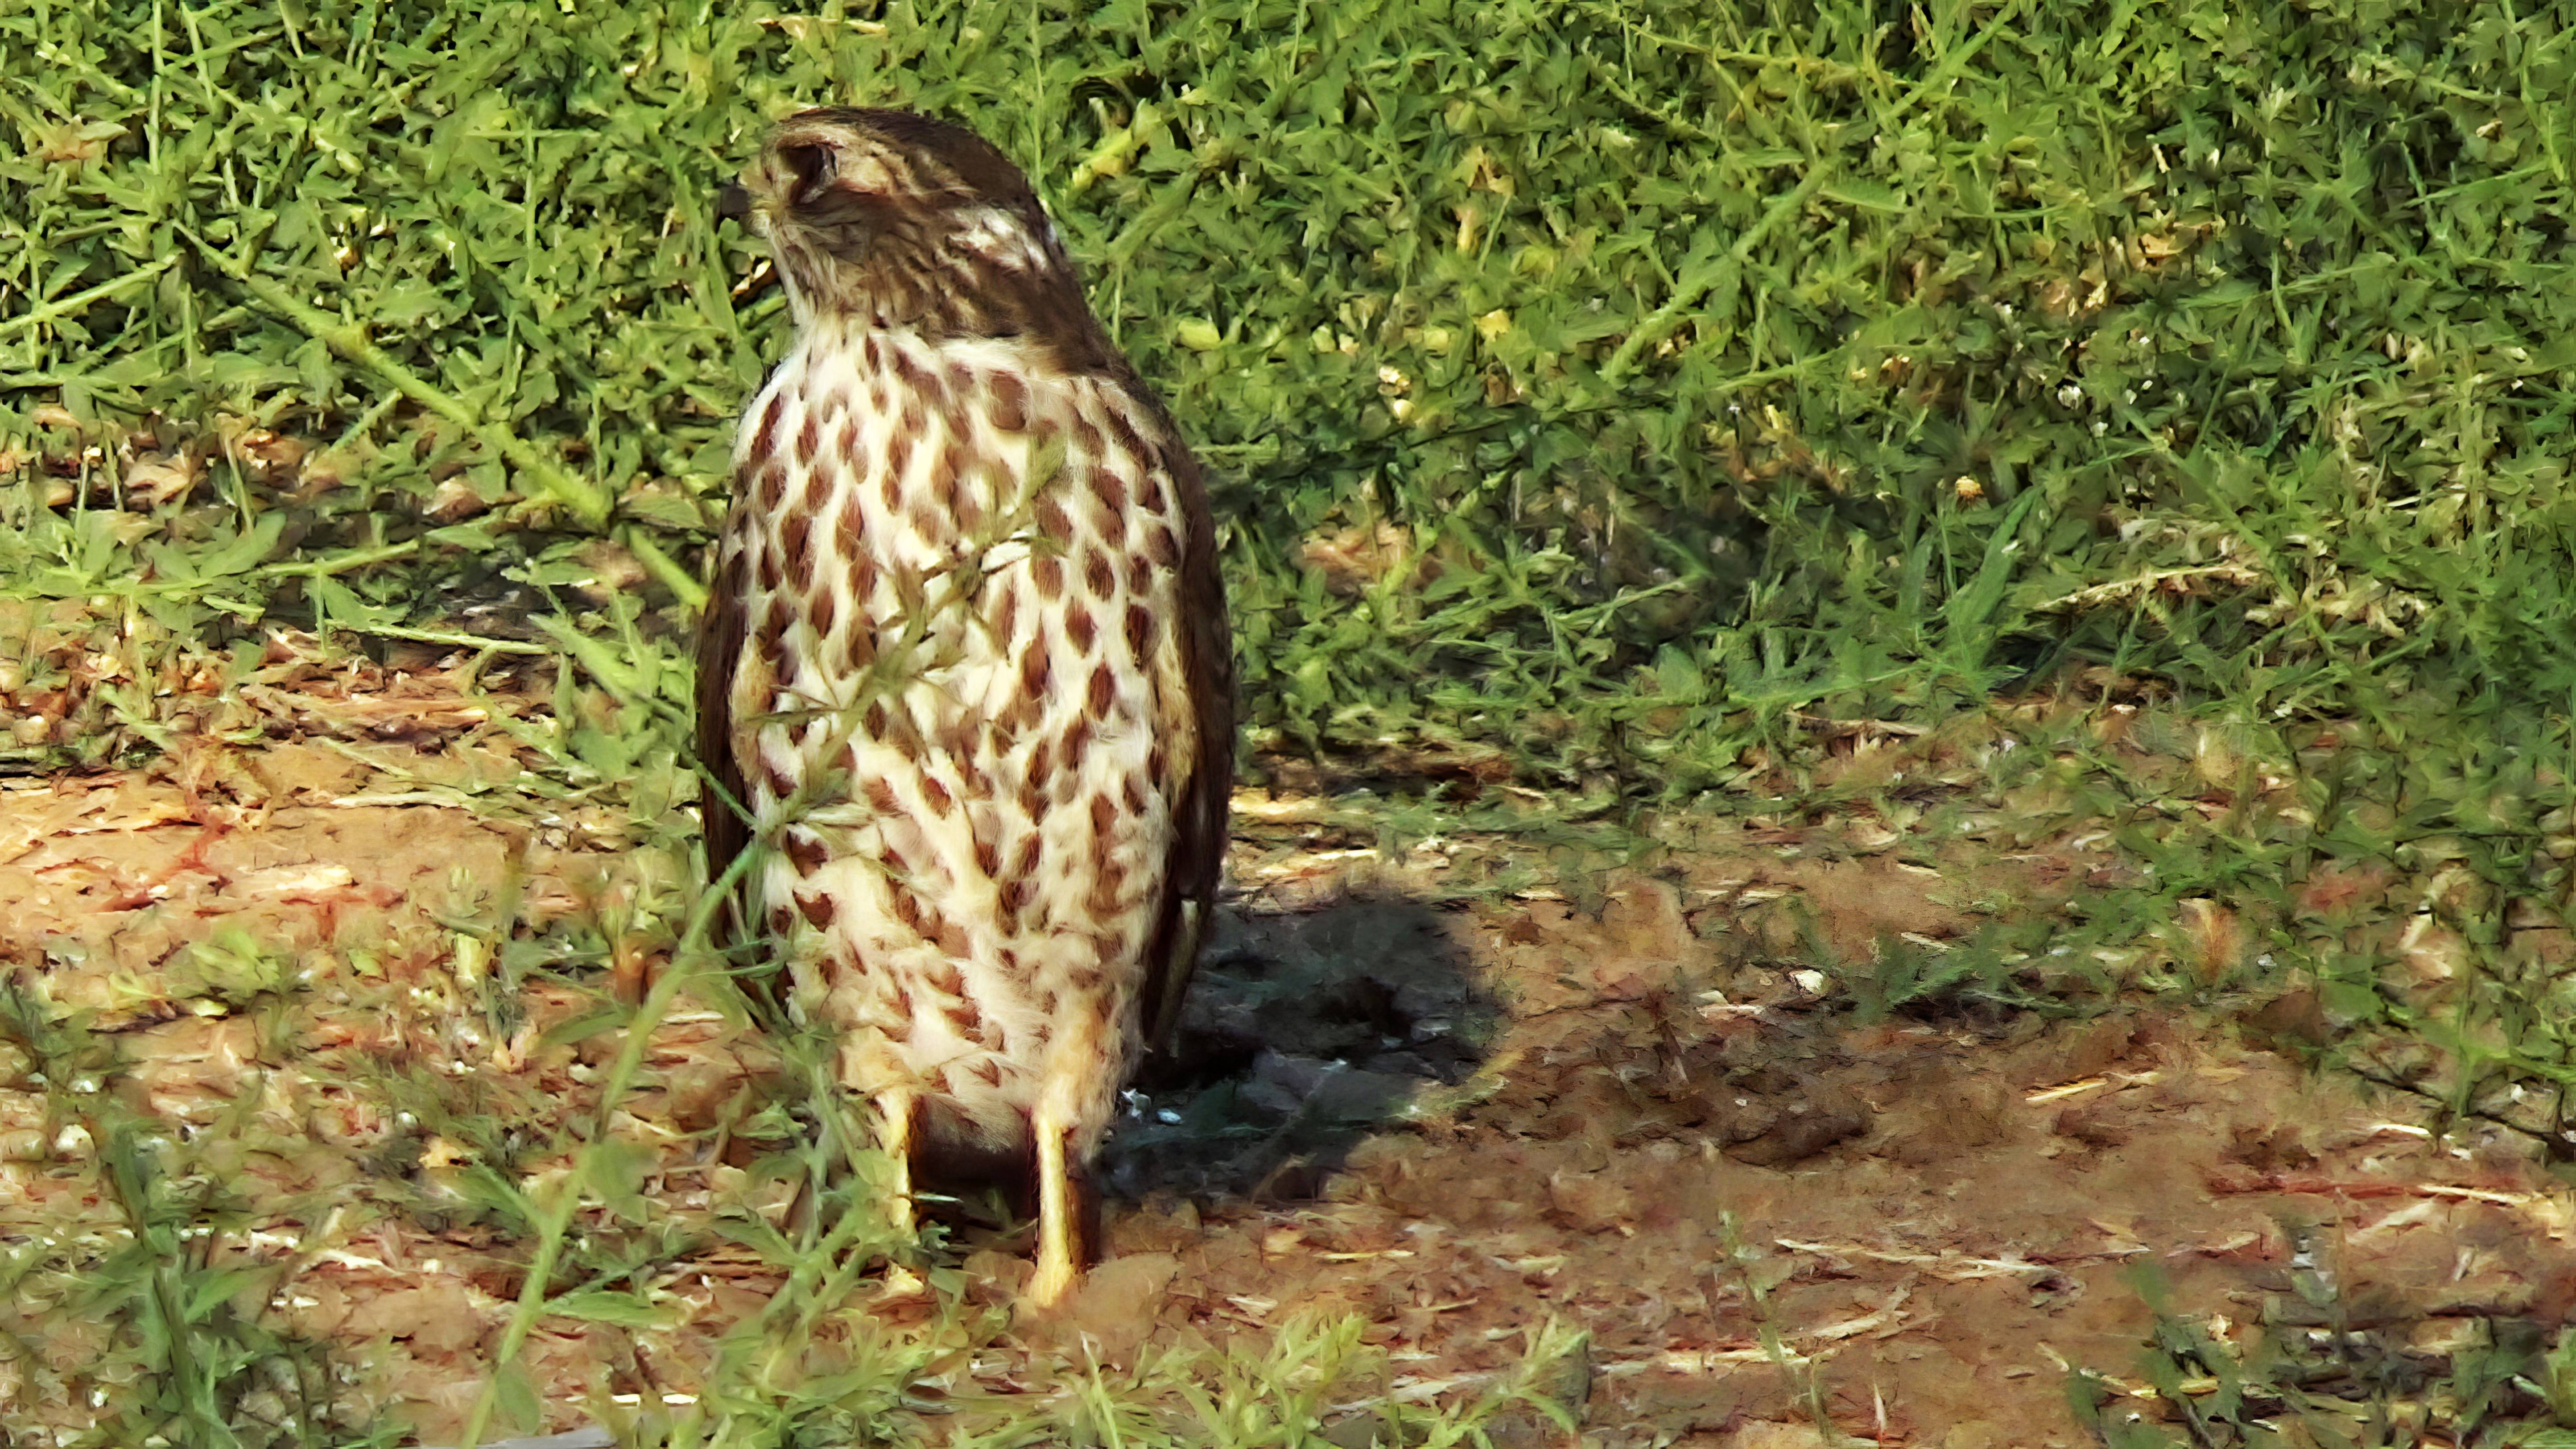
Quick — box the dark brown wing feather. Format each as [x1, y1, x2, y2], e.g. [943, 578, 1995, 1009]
[694, 531, 756, 964]
[1138, 422, 1234, 1052]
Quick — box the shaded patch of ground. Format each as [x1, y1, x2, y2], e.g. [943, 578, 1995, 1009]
[2, 711, 2572, 1445]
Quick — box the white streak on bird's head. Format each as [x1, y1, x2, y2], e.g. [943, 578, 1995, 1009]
[735, 108, 1101, 362]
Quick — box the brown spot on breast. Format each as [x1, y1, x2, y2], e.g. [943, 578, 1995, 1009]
[863, 333, 886, 371]
[990, 371, 1029, 432]
[1016, 637, 1052, 698]
[1061, 713, 1093, 764]
[883, 431, 914, 502]
[1068, 965, 1106, 992]
[1088, 466, 1128, 515]
[935, 917, 971, 958]
[1123, 603, 1154, 660]
[1026, 735, 1054, 784]
[1104, 406, 1150, 463]
[1144, 522, 1178, 567]
[888, 881, 925, 933]
[767, 906, 796, 938]
[928, 439, 961, 512]
[772, 646, 800, 693]
[795, 411, 822, 466]
[1082, 548, 1115, 600]
[893, 348, 939, 407]
[750, 392, 786, 463]
[781, 505, 814, 579]
[1033, 554, 1065, 599]
[757, 460, 788, 510]
[943, 999, 983, 1038]
[836, 492, 865, 553]
[1138, 473, 1168, 514]
[835, 414, 861, 458]
[972, 1057, 1005, 1086]
[764, 762, 796, 799]
[1086, 662, 1115, 719]
[921, 775, 954, 818]
[844, 617, 877, 671]
[1088, 861, 1128, 915]
[1089, 791, 1117, 840]
[1036, 492, 1072, 540]
[1071, 415, 1104, 466]
[1017, 778, 1047, 822]
[797, 890, 835, 928]
[757, 541, 783, 594]
[864, 776, 901, 816]
[1128, 552, 1155, 594]
[1123, 774, 1148, 816]
[758, 597, 793, 651]
[999, 877, 1033, 917]
[1093, 495, 1128, 550]
[973, 828, 1001, 879]
[785, 829, 829, 876]
[809, 583, 838, 641]
[991, 580, 1020, 643]
[850, 553, 880, 607]
[1065, 605, 1095, 654]
[1007, 691, 1045, 736]
[925, 960, 966, 997]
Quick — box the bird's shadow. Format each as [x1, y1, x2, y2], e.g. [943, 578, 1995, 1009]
[1099, 891, 1501, 1204]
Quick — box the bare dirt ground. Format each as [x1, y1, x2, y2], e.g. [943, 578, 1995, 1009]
[2, 657, 2569, 1445]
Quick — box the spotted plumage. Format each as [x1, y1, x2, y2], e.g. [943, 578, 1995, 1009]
[698, 108, 1232, 1305]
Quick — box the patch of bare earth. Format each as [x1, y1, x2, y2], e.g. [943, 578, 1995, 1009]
[2, 708, 2570, 1445]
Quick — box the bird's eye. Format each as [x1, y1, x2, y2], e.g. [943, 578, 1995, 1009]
[779, 143, 834, 203]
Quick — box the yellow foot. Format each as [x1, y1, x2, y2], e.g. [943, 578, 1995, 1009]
[1028, 1250, 1079, 1309]
[1029, 1108, 1084, 1308]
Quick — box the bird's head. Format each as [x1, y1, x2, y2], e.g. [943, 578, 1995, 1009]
[725, 108, 1093, 350]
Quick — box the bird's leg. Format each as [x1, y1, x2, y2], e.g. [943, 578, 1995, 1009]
[875, 1086, 916, 1238]
[1029, 1107, 1083, 1307]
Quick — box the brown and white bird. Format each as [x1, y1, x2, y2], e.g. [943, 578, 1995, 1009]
[696, 108, 1233, 1305]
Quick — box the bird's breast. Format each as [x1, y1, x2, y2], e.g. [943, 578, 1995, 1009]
[714, 323, 1202, 1144]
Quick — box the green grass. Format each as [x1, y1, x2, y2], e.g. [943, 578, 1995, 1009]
[9, 0, 2572, 779]
[7, 0, 2576, 1442]
[2072, 1260, 2576, 1449]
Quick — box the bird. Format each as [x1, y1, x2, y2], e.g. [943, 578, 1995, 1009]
[695, 107, 1233, 1306]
